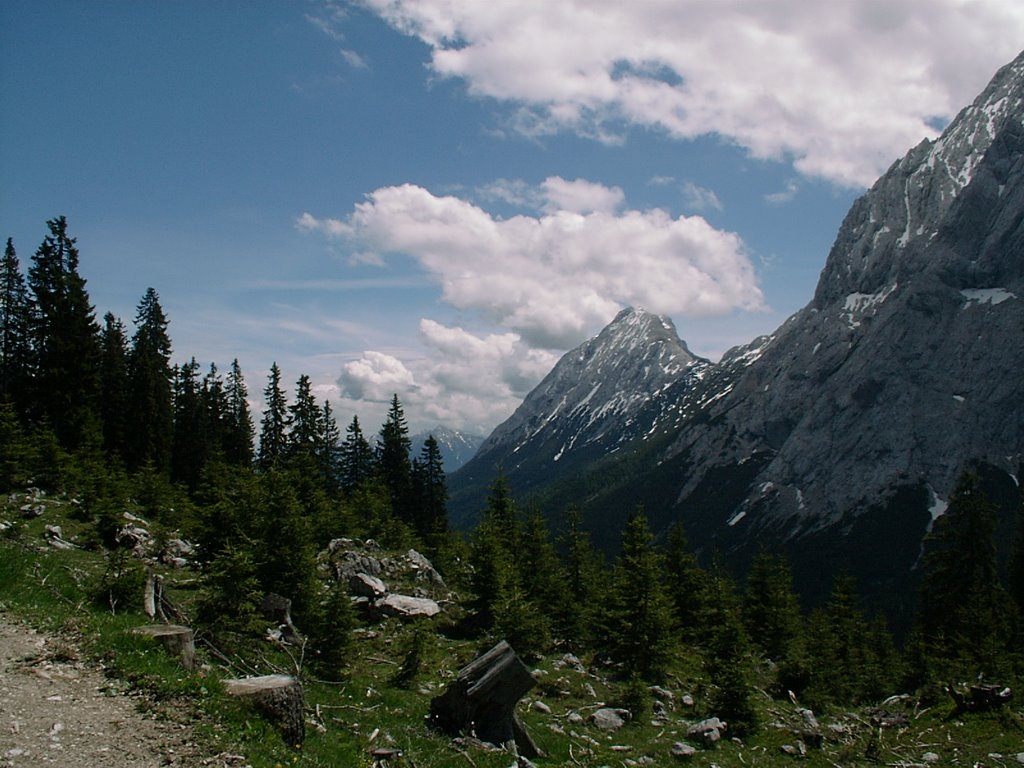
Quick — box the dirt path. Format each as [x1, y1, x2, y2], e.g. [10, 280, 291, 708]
[0, 615, 219, 768]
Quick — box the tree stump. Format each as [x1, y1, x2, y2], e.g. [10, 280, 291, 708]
[132, 624, 197, 671]
[428, 640, 540, 757]
[223, 674, 305, 748]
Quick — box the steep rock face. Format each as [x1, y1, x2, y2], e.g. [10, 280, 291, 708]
[449, 307, 707, 522]
[448, 52, 1024, 611]
[659, 51, 1024, 542]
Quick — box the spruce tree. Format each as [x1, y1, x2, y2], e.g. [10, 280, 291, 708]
[1008, 488, 1024, 618]
[603, 508, 675, 683]
[699, 561, 758, 733]
[558, 504, 603, 645]
[126, 288, 173, 472]
[223, 359, 254, 467]
[257, 362, 288, 470]
[316, 400, 342, 493]
[202, 362, 227, 461]
[287, 373, 320, 463]
[27, 216, 102, 448]
[411, 435, 448, 542]
[340, 415, 375, 492]
[663, 520, 708, 639]
[378, 394, 412, 522]
[171, 359, 208, 489]
[469, 474, 520, 626]
[98, 313, 130, 460]
[0, 238, 33, 413]
[743, 552, 803, 663]
[916, 471, 1014, 677]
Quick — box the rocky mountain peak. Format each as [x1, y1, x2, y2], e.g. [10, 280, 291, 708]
[814, 49, 1024, 309]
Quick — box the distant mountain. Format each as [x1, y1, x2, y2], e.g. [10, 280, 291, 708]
[411, 427, 485, 473]
[448, 307, 708, 524]
[448, 50, 1024, 619]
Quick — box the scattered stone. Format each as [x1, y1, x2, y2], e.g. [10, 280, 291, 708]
[553, 653, 585, 672]
[20, 503, 44, 519]
[686, 717, 726, 747]
[681, 693, 695, 707]
[649, 685, 674, 703]
[583, 682, 597, 698]
[670, 742, 696, 760]
[923, 753, 940, 764]
[796, 708, 818, 729]
[532, 700, 552, 715]
[373, 594, 441, 619]
[589, 708, 630, 732]
[567, 711, 584, 725]
[1014, 752, 1024, 764]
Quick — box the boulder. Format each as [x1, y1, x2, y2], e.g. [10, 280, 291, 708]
[686, 717, 726, 747]
[373, 594, 441, 619]
[349, 572, 388, 599]
[406, 549, 445, 586]
[589, 708, 630, 732]
[671, 742, 697, 760]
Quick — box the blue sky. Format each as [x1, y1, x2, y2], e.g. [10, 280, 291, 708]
[2, 1, 1023, 436]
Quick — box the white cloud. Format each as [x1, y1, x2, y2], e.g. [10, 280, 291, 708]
[540, 176, 624, 214]
[681, 181, 723, 213]
[356, 0, 1024, 187]
[764, 179, 801, 205]
[301, 180, 762, 349]
[340, 48, 369, 70]
[337, 350, 417, 402]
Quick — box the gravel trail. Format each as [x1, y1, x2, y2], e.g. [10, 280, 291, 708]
[0, 614, 213, 768]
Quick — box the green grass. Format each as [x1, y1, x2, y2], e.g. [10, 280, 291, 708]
[3, 492, 1024, 767]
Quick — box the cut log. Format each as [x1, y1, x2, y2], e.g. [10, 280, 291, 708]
[224, 674, 305, 747]
[949, 683, 1012, 713]
[132, 624, 197, 670]
[428, 640, 540, 757]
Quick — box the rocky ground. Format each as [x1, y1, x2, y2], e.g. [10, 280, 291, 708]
[0, 615, 213, 768]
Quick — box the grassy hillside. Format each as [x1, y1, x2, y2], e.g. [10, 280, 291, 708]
[2, 488, 1023, 768]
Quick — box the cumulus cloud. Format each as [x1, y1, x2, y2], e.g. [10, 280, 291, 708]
[355, 0, 1024, 187]
[337, 350, 417, 402]
[300, 179, 762, 349]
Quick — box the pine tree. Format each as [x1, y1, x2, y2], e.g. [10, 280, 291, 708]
[0, 238, 33, 413]
[517, 508, 563, 620]
[257, 362, 288, 470]
[603, 508, 675, 683]
[256, 470, 319, 621]
[340, 415, 375, 492]
[916, 471, 1014, 677]
[98, 313, 129, 460]
[27, 216, 102, 448]
[223, 359, 254, 467]
[126, 288, 173, 472]
[378, 394, 412, 522]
